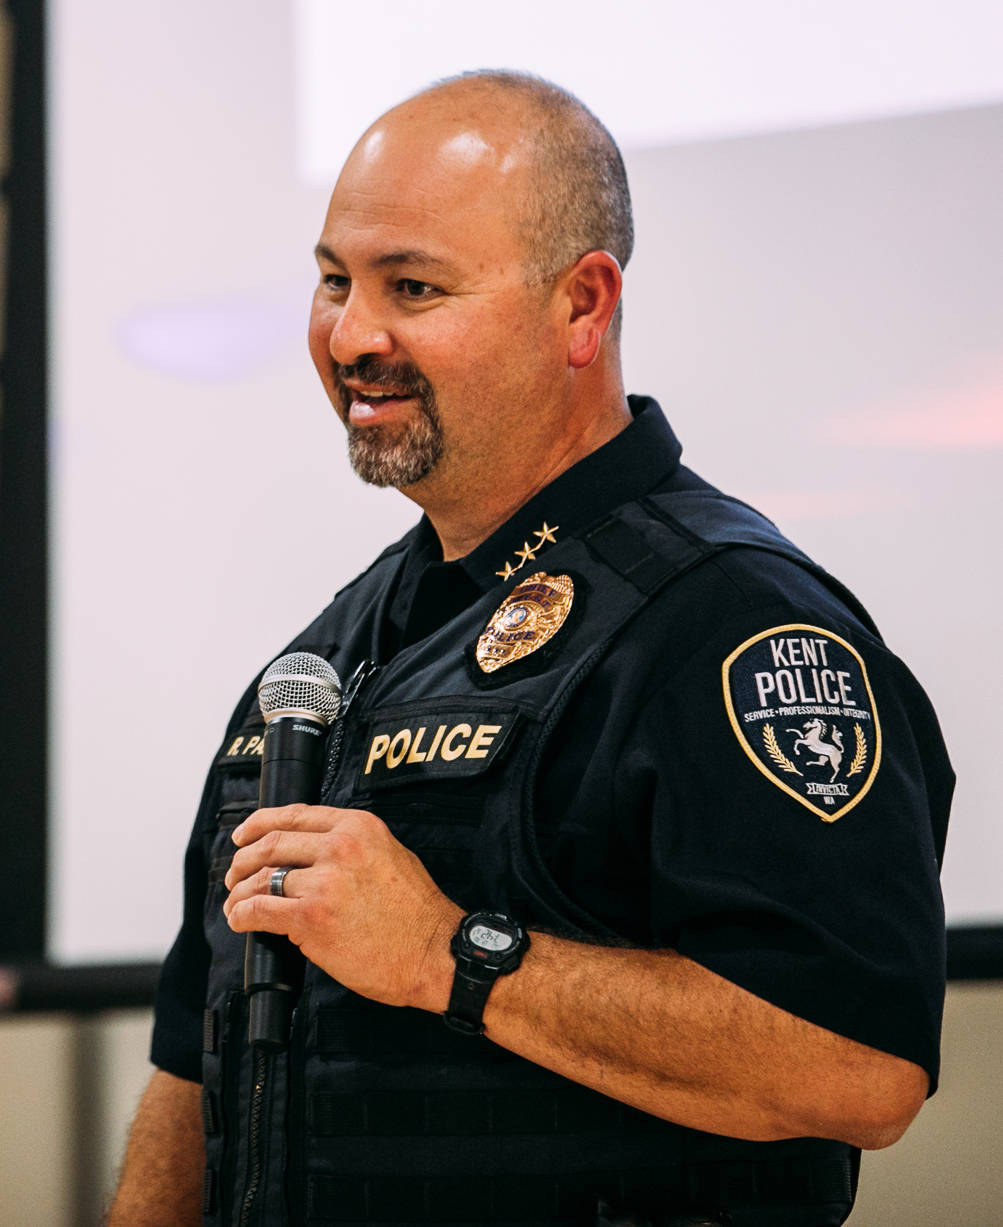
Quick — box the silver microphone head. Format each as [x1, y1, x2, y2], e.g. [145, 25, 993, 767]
[257, 652, 342, 725]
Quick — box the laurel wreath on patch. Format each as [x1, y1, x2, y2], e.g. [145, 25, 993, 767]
[762, 723, 802, 776]
[846, 723, 868, 777]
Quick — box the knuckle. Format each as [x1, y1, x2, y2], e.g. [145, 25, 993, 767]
[344, 808, 386, 845]
[245, 895, 268, 924]
[260, 829, 283, 856]
[331, 827, 364, 864]
[358, 809, 387, 834]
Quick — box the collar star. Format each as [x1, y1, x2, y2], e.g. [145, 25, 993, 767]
[496, 521, 558, 582]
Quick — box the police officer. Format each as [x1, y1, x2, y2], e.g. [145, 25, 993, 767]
[108, 71, 950, 1226]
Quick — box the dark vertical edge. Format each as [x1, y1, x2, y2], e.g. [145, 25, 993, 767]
[0, 0, 48, 958]
[946, 927, 1003, 982]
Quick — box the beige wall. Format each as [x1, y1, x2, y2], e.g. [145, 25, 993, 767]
[1, 981, 1000, 1226]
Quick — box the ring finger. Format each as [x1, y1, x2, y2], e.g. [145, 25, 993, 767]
[224, 864, 300, 915]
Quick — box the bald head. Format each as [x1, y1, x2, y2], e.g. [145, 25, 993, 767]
[356, 71, 634, 293]
[311, 70, 633, 529]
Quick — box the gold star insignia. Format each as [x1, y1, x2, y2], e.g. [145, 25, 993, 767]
[532, 521, 559, 545]
[515, 541, 537, 566]
[495, 561, 516, 580]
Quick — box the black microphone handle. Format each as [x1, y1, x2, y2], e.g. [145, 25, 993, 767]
[245, 714, 329, 1049]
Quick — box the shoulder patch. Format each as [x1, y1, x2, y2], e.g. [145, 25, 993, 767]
[722, 624, 881, 822]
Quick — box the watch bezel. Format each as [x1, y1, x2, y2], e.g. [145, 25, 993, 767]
[453, 911, 527, 973]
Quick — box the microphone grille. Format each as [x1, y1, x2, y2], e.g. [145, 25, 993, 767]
[258, 652, 342, 724]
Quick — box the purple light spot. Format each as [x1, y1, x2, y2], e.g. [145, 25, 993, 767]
[117, 289, 305, 381]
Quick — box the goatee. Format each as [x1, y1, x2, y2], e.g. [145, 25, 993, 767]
[338, 358, 444, 488]
[347, 408, 444, 488]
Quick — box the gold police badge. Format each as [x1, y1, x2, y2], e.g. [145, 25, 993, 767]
[476, 572, 574, 673]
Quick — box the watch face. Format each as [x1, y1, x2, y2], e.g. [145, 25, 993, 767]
[468, 922, 516, 953]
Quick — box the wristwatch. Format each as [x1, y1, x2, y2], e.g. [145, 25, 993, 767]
[444, 911, 530, 1035]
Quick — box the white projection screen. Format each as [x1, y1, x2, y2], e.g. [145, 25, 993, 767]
[47, 1, 1003, 964]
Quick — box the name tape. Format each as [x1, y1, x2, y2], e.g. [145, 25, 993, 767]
[215, 723, 266, 770]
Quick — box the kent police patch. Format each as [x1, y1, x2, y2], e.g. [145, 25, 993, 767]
[722, 624, 881, 822]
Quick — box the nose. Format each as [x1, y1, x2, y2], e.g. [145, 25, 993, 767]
[324, 287, 394, 367]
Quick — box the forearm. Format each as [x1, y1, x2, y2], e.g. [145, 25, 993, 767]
[420, 927, 928, 1149]
[106, 1068, 204, 1227]
[222, 805, 929, 1151]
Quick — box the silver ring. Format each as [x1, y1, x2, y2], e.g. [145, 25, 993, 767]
[269, 867, 293, 897]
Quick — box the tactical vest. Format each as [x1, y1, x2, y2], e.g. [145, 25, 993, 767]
[199, 489, 869, 1227]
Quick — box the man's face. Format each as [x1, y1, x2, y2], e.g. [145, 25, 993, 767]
[308, 102, 565, 496]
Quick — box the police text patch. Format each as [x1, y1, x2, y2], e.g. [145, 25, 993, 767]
[722, 624, 881, 822]
[358, 708, 520, 790]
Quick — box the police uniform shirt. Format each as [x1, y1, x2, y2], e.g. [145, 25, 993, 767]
[152, 396, 951, 1098]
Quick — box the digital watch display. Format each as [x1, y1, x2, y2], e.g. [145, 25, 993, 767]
[444, 911, 530, 1035]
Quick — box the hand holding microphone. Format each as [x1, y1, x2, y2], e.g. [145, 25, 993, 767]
[225, 653, 463, 1028]
[243, 651, 341, 1049]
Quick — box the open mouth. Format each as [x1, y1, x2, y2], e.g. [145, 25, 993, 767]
[345, 387, 418, 423]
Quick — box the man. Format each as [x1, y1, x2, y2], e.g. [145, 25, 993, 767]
[109, 72, 951, 1226]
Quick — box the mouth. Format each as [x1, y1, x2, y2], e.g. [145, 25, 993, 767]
[342, 384, 420, 425]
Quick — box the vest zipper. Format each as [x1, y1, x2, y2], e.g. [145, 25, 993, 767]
[237, 1047, 269, 1227]
[236, 660, 378, 1226]
[321, 658, 379, 796]
[226, 659, 369, 1225]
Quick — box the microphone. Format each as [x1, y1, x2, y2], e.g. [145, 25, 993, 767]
[244, 651, 342, 1049]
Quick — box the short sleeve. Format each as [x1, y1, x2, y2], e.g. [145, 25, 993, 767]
[639, 611, 950, 1086]
[150, 813, 211, 1083]
[535, 553, 952, 1089]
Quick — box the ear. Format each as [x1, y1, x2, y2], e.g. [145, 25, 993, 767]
[563, 251, 623, 369]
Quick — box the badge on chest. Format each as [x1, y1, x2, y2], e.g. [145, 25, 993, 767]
[475, 572, 574, 674]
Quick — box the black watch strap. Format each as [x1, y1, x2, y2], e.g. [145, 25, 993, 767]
[444, 959, 495, 1035]
[444, 912, 529, 1036]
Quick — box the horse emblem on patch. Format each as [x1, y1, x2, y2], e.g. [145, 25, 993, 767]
[722, 624, 881, 822]
[475, 572, 574, 674]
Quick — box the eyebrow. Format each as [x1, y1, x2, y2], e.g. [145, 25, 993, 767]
[314, 242, 457, 276]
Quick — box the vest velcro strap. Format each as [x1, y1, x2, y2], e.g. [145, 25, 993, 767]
[307, 1171, 609, 1223]
[304, 1156, 855, 1222]
[316, 1006, 477, 1058]
[202, 1008, 218, 1054]
[584, 514, 712, 594]
[308, 1086, 639, 1138]
[202, 1167, 217, 1216]
[200, 1087, 219, 1136]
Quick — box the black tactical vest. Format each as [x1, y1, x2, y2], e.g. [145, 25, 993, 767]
[198, 490, 867, 1227]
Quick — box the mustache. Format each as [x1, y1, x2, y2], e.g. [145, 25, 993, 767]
[336, 357, 434, 403]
